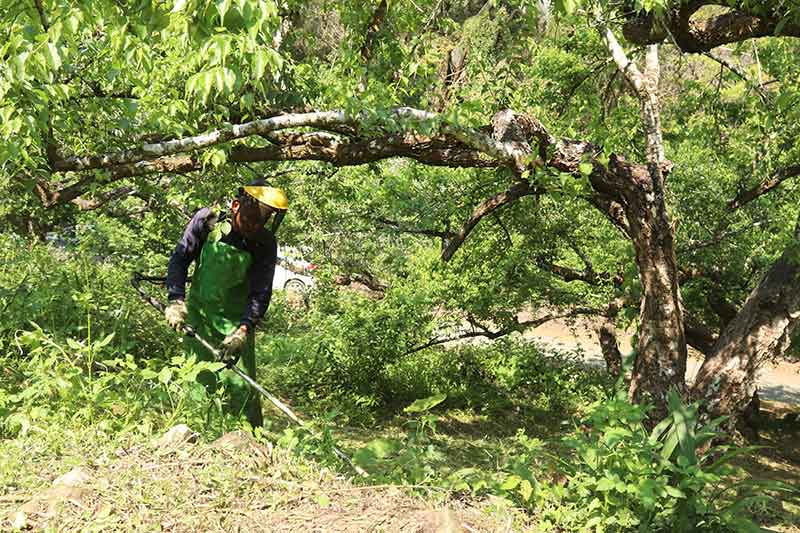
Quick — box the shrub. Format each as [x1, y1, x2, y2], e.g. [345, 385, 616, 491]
[512, 391, 788, 532]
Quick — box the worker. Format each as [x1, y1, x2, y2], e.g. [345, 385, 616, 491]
[163, 181, 288, 427]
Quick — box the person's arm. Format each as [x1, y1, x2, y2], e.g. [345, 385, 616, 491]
[166, 208, 214, 301]
[239, 234, 278, 331]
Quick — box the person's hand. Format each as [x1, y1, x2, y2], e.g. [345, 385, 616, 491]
[220, 326, 248, 366]
[164, 300, 188, 331]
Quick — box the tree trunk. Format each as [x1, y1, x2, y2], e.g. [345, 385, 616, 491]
[692, 222, 800, 422]
[598, 320, 623, 379]
[624, 186, 688, 417]
[601, 38, 688, 418]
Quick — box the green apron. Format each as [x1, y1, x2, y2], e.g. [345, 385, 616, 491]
[185, 225, 262, 427]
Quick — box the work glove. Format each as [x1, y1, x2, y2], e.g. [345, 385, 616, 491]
[220, 326, 248, 367]
[164, 299, 188, 331]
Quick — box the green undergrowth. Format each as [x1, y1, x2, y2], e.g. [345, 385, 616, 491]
[1, 236, 798, 531]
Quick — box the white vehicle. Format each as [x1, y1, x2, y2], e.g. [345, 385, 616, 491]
[272, 247, 316, 292]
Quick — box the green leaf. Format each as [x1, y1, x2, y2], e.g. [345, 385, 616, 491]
[214, 67, 225, 94]
[201, 71, 213, 103]
[252, 49, 268, 80]
[649, 416, 673, 444]
[67, 338, 83, 351]
[44, 43, 61, 71]
[364, 438, 400, 459]
[185, 72, 200, 96]
[556, 0, 577, 14]
[404, 393, 446, 413]
[518, 479, 534, 501]
[140, 369, 159, 380]
[579, 162, 593, 176]
[501, 475, 521, 490]
[158, 366, 173, 384]
[664, 486, 685, 499]
[596, 477, 615, 491]
[95, 332, 116, 349]
[267, 48, 283, 71]
[216, 0, 231, 24]
[65, 14, 80, 35]
[661, 428, 679, 460]
[223, 67, 236, 93]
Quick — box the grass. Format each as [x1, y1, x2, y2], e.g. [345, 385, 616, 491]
[1, 326, 798, 532]
[4, 399, 796, 532]
[0, 420, 524, 532]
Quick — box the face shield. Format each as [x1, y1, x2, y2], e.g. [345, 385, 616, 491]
[238, 185, 289, 234]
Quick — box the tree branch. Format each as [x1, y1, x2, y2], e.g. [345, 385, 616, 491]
[360, 0, 388, 63]
[372, 217, 455, 242]
[536, 259, 599, 285]
[441, 180, 535, 261]
[402, 306, 605, 357]
[569, 240, 595, 276]
[33, 0, 49, 31]
[728, 164, 800, 210]
[70, 185, 139, 211]
[623, 2, 800, 53]
[333, 272, 388, 295]
[701, 50, 771, 102]
[603, 26, 645, 93]
[51, 107, 523, 173]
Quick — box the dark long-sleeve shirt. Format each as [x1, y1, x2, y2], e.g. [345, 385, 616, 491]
[166, 208, 277, 330]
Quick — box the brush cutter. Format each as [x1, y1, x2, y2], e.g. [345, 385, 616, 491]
[131, 272, 367, 477]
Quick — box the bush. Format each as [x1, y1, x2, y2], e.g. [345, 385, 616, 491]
[512, 391, 787, 532]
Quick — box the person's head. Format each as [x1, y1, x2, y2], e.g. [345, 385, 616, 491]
[231, 181, 288, 237]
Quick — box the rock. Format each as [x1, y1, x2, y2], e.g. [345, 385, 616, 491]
[155, 424, 197, 448]
[210, 430, 272, 465]
[417, 509, 464, 533]
[29, 486, 92, 514]
[10, 510, 27, 530]
[15, 466, 97, 522]
[52, 466, 92, 488]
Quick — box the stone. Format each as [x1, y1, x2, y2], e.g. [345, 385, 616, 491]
[417, 509, 464, 533]
[155, 424, 197, 448]
[210, 430, 272, 465]
[52, 466, 92, 488]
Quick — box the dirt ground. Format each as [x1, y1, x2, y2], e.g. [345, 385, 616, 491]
[522, 315, 800, 405]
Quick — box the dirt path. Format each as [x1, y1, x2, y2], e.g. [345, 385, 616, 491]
[523, 317, 800, 405]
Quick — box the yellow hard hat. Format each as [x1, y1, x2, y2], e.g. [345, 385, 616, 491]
[243, 186, 288, 211]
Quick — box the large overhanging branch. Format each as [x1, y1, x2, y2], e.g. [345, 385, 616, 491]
[51, 107, 523, 173]
[603, 26, 646, 94]
[622, 1, 800, 53]
[39, 134, 497, 209]
[35, 155, 199, 208]
[43, 107, 641, 262]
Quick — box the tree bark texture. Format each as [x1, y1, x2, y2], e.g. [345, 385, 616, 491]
[692, 225, 800, 421]
[622, 1, 800, 53]
[602, 33, 687, 418]
[599, 321, 623, 379]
